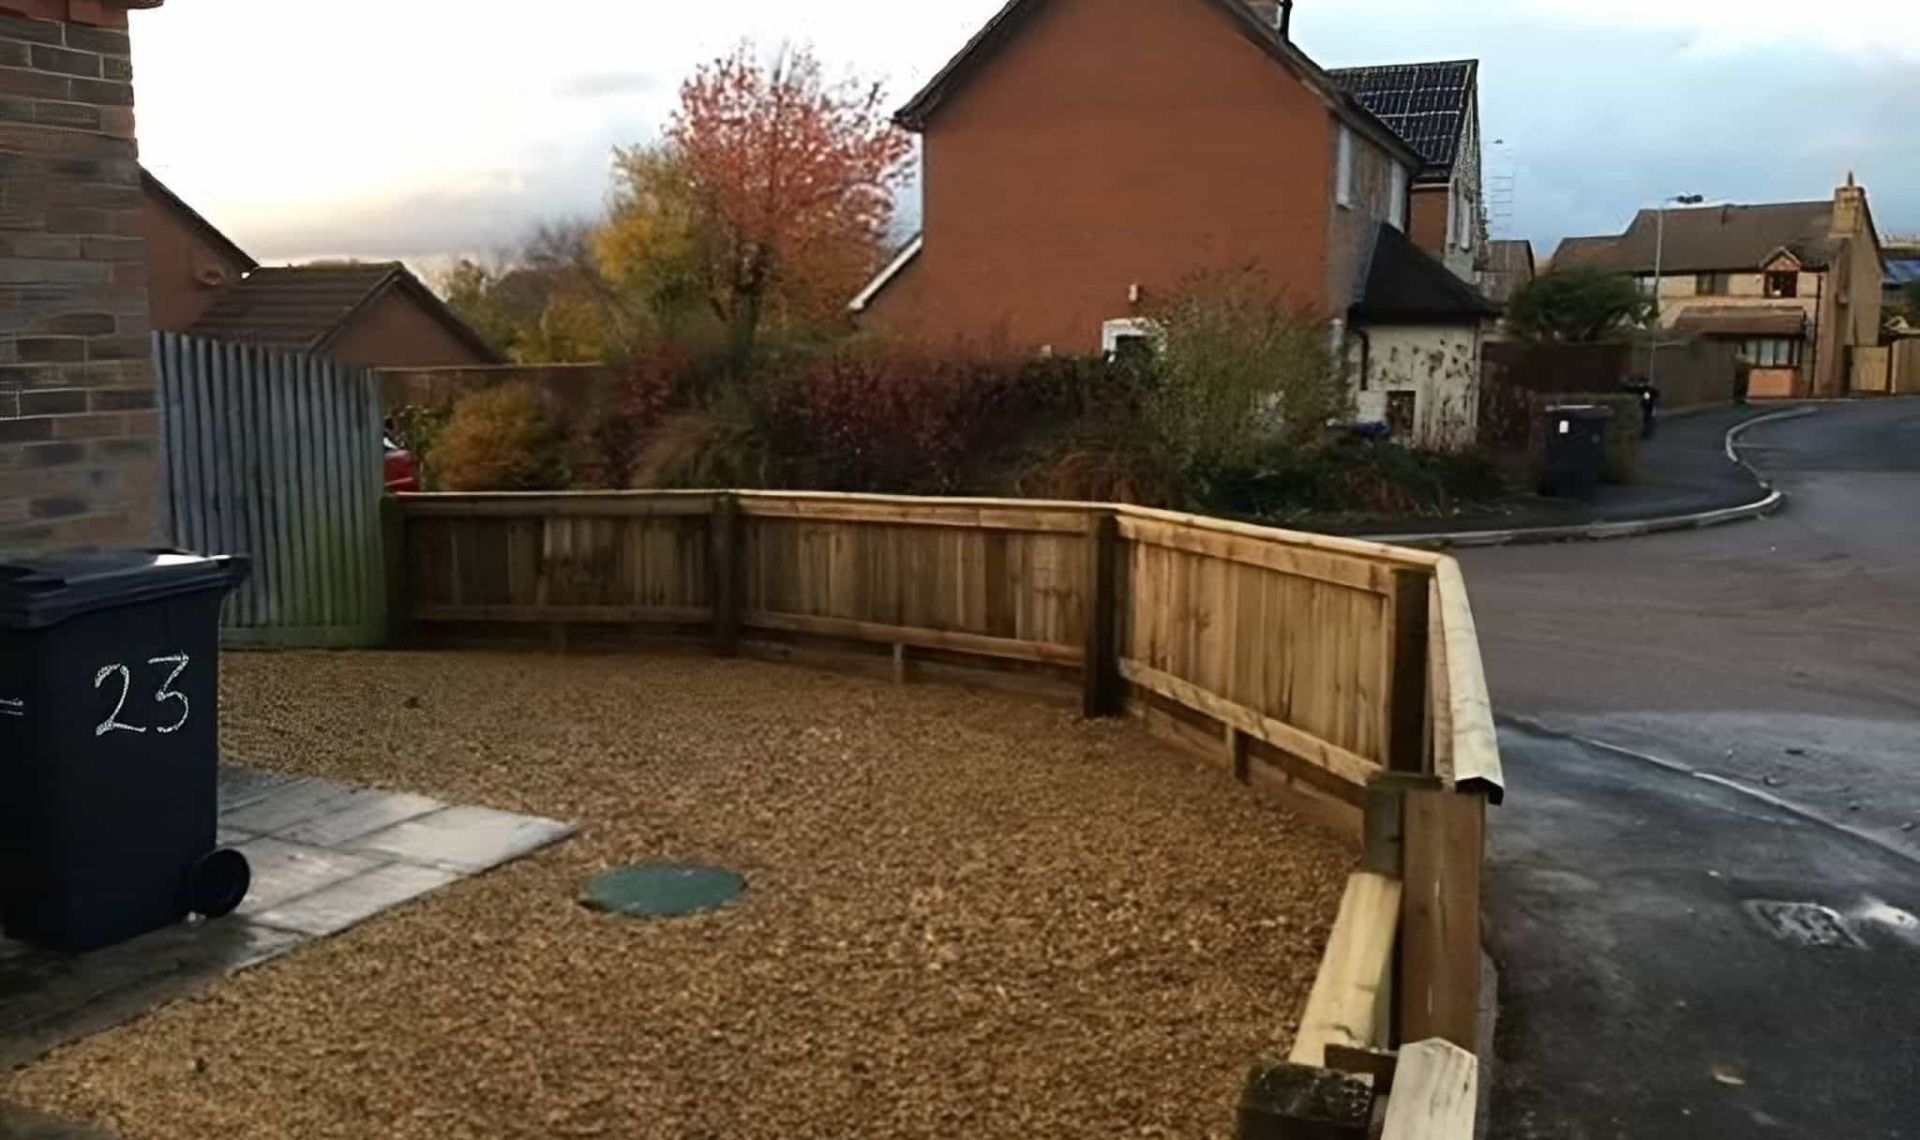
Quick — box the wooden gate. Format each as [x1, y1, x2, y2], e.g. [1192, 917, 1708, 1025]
[155, 332, 386, 647]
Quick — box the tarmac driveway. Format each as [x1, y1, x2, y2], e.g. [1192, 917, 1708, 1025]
[1461, 399, 1920, 1137]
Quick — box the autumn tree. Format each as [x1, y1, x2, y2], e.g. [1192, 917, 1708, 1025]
[595, 145, 718, 346]
[438, 258, 519, 354]
[440, 222, 629, 363]
[600, 45, 912, 372]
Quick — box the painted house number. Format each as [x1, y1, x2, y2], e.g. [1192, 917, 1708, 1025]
[93, 653, 192, 736]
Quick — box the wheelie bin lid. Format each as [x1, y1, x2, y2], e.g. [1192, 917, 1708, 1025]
[0, 549, 248, 631]
[1545, 404, 1613, 421]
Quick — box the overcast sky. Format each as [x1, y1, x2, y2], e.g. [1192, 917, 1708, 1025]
[129, 0, 1918, 269]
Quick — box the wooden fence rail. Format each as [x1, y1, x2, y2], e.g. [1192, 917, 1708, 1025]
[386, 489, 1503, 1137]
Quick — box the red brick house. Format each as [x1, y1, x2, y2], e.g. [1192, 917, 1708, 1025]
[1331, 60, 1484, 282]
[137, 166, 257, 332]
[852, 0, 1495, 443]
[132, 170, 504, 369]
[185, 262, 503, 369]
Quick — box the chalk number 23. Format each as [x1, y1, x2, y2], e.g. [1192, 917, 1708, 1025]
[94, 654, 191, 737]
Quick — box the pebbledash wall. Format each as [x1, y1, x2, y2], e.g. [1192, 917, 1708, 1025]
[0, 0, 161, 556]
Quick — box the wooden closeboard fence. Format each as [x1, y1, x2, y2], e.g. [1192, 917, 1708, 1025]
[387, 489, 1504, 1137]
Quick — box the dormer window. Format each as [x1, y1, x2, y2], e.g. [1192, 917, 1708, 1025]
[1765, 270, 1799, 299]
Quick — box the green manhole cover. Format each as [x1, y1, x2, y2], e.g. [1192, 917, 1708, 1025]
[583, 864, 745, 919]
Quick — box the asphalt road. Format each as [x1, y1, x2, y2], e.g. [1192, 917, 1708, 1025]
[1462, 399, 1920, 1138]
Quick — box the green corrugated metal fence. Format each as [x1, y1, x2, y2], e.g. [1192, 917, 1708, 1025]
[155, 332, 386, 647]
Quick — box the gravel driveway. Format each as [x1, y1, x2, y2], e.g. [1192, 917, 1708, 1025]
[6, 650, 1353, 1140]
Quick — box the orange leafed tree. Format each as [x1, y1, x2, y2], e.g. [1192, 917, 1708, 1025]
[664, 44, 912, 367]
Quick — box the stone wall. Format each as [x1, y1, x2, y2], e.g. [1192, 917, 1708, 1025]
[1, 4, 158, 556]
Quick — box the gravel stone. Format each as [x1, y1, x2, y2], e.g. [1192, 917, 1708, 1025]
[5, 650, 1354, 1140]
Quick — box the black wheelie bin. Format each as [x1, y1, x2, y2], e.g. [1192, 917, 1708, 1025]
[0, 550, 251, 952]
[1539, 404, 1612, 503]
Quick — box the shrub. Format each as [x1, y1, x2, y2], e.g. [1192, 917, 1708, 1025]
[1200, 437, 1507, 521]
[634, 399, 773, 489]
[584, 359, 676, 489]
[751, 345, 1141, 495]
[387, 404, 453, 490]
[756, 347, 985, 492]
[1146, 268, 1351, 466]
[433, 383, 571, 491]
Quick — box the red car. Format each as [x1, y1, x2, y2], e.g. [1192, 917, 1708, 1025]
[383, 435, 421, 493]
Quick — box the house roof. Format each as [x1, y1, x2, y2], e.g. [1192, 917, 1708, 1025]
[892, 0, 1422, 170]
[1885, 245, 1920, 287]
[1484, 238, 1534, 275]
[1671, 306, 1807, 338]
[1352, 220, 1501, 324]
[139, 166, 258, 274]
[1479, 238, 1534, 304]
[187, 263, 505, 362]
[848, 234, 923, 313]
[1550, 201, 1849, 275]
[1328, 59, 1476, 183]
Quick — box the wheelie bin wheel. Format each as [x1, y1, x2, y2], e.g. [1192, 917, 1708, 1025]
[186, 848, 250, 918]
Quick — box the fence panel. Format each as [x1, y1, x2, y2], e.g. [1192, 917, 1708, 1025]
[738, 492, 1093, 666]
[155, 332, 386, 647]
[398, 494, 717, 625]
[1114, 507, 1436, 793]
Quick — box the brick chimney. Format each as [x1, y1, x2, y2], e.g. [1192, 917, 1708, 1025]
[1831, 172, 1867, 238]
[1, 0, 164, 555]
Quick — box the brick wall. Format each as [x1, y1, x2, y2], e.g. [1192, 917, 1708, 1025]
[1, 5, 159, 556]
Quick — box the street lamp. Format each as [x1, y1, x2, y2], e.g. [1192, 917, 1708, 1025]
[1649, 193, 1706, 389]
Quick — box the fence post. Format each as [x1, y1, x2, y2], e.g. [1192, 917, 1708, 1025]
[381, 496, 410, 646]
[1082, 508, 1122, 718]
[709, 492, 740, 653]
[1399, 788, 1486, 1052]
[1387, 567, 1432, 774]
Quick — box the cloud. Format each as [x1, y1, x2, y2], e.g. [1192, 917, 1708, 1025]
[557, 71, 662, 100]
[128, 0, 1920, 266]
[1527, 0, 1920, 58]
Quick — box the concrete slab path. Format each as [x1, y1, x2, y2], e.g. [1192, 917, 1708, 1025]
[0, 767, 573, 1071]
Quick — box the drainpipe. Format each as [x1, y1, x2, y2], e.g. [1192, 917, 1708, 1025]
[1279, 0, 1294, 38]
[1809, 272, 1823, 397]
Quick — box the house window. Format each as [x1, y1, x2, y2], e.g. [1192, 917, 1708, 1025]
[1765, 270, 1799, 299]
[1336, 126, 1354, 209]
[1696, 272, 1731, 296]
[1387, 163, 1408, 230]
[1453, 190, 1473, 249]
[1740, 338, 1802, 367]
[1386, 391, 1417, 436]
[1634, 276, 1658, 297]
[1101, 318, 1156, 362]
